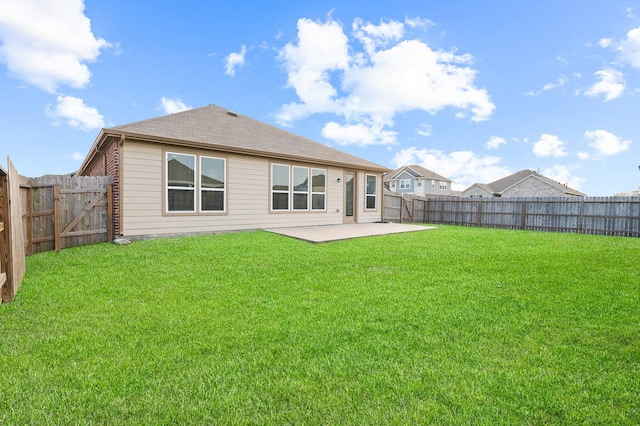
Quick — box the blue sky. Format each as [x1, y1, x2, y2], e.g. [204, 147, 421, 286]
[1, 0, 639, 195]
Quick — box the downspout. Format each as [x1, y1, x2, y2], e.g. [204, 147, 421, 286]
[381, 171, 388, 223]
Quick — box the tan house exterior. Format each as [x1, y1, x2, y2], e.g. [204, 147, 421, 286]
[78, 104, 388, 239]
[461, 169, 586, 197]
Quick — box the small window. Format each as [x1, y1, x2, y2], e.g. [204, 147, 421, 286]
[311, 168, 326, 210]
[417, 181, 422, 187]
[272, 164, 290, 210]
[439, 181, 447, 190]
[167, 153, 195, 212]
[366, 175, 377, 210]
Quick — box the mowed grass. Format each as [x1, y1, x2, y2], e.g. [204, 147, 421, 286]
[1, 226, 639, 424]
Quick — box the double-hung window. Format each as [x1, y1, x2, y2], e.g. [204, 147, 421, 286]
[272, 164, 290, 210]
[271, 164, 326, 211]
[292, 166, 309, 210]
[399, 179, 411, 190]
[166, 152, 225, 213]
[167, 153, 196, 212]
[311, 169, 326, 210]
[365, 174, 377, 210]
[200, 156, 225, 212]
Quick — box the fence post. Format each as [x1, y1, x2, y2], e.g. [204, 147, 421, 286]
[107, 183, 113, 241]
[25, 186, 33, 256]
[521, 201, 527, 230]
[477, 200, 483, 227]
[54, 185, 61, 252]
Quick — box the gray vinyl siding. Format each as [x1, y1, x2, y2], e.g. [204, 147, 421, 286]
[120, 140, 381, 237]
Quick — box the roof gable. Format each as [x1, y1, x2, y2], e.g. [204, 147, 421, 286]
[85, 104, 387, 172]
[475, 169, 586, 196]
[386, 165, 452, 182]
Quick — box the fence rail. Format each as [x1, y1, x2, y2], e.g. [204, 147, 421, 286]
[384, 193, 640, 237]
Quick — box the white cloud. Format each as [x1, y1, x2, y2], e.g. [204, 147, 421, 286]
[542, 75, 568, 91]
[160, 97, 192, 114]
[0, 0, 109, 93]
[416, 123, 432, 137]
[486, 136, 506, 150]
[352, 18, 405, 55]
[71, 152, 84, 161]
[322, 120, 397, 147]
[224, 44, 247, 77]
[391, 147, 511, 191]
[584, 69, 625, 101]
[45, 95, 104, 131]
[617, 27, 640, 68]
[542, 165, 585, 190]
[599, 38, 613, 48]
[404, 16, 435, 30]
[533, 134, 569, 158]
[584, 129, 631, 156]
[277, 16, 494, 147]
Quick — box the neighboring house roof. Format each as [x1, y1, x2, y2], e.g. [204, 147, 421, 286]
[385, 165, 452, 182]
[466, 169, 586, 196]
[80, 104, 388, 173]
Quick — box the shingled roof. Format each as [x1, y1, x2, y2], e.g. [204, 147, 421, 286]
[481, 169, 586, 196]
[81, 104, 387, 172]
[385, 165, 452, 182]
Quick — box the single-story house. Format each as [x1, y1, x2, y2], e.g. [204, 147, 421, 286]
[384, 165, 454, 196]
[78, 104, 389, 239]
[461, 169, 586, 197]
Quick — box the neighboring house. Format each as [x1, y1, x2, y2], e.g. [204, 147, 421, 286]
[461, 169, 586, 197]
[384, 165, 454, 196]
[78, 104, 389, 239]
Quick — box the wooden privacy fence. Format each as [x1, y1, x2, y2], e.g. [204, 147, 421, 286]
[0, 158, 27, 303]
[384, 193, 640, 237]
[22, 175, 113, 254]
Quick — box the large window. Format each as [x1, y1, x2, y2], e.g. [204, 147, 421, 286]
[399, 179, 411, 189]
[166, 152, 225, 213]
[271, 164, 326, 211]
[366, 174, 377, 210]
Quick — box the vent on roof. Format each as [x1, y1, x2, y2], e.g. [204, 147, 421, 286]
[226, 111, 239, 117]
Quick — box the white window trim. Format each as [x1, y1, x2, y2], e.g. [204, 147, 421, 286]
[311, 168, 327, 211]
[166, 152, 196, 213]
[292, 166, 310, 211]
[365, 174, 377, 210]
[271, 163, 291, 211]
[199, 156, 226, 213]
[399, 179, 411, 189]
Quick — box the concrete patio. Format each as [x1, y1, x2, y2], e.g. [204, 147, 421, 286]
[264, 222, 436, 243]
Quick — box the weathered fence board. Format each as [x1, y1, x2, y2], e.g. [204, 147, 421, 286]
[22, 175, 113, 254]
[384, 193, 640, 237]
[0, 158, 27, 303]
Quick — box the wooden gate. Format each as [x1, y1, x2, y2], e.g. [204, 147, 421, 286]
[24, 175, 113, 254]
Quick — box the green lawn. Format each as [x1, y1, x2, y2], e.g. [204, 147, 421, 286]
[1, 226, 639, 424]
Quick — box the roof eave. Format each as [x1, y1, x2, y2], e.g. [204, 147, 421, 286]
[104, 129, 390, 173]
